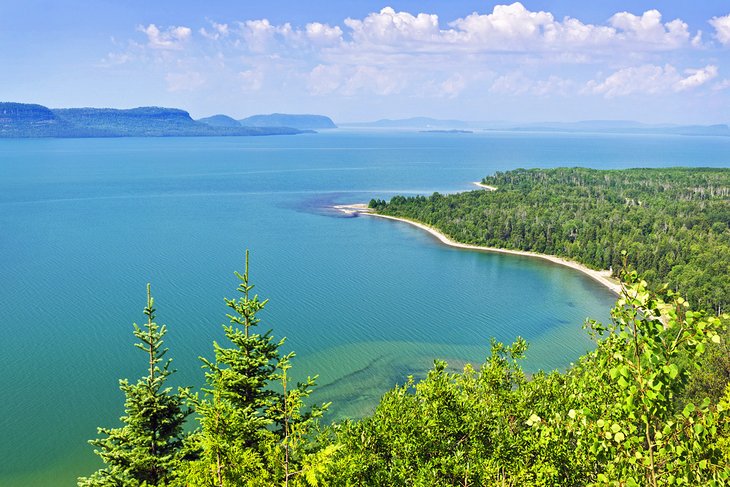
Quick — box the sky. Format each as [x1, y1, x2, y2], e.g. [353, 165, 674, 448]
[1, 0, 729, 124]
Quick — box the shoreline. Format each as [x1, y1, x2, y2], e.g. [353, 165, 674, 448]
[335, 204, 621, 295]
[472, 181, 498, 191]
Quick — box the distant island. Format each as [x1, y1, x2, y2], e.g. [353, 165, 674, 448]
[420, 129, 473, 134]
[342, 117, 730, 137]
[237, 113, 337, 130]
[343, 116, 472, 129]
[0, 103, 322, 138]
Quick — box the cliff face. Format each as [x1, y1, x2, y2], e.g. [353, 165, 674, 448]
[52, 107, 203, 136]
[0, 103, 57, 122]
[0, 103, 307, 138]
[0, 103, 82, 137]
[239, 113, 337, 129]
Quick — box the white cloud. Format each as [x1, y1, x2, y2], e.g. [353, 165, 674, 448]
[609, 10, 690, 48]
[709, 14, 730, 45]
[341, 66, 405, 96]
[114, 4, 723, 109]
[165, 71, 205, 92]
[692, 31, 704, 47]
[586, 65, 677, 97]
[335, 3, 699, 54]
[131, 4, 703, 63]
[306, 64, 405, 96]
[239, 19, 280, 52]
[308, 64, 343, 95]
[200, 22, 229, 40]
[139, 24, 192, 50]
[451, 3, 568, 48]
[440, 73, 466, 98]
[586, 64, 718, 97]
[305, 22, 343, 47]
[345, 7, 440, 46]
[675, 65, 718, 91]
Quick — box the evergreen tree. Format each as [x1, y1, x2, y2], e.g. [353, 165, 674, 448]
[78, 284, 189, 487]
[183, 251, 330, 487]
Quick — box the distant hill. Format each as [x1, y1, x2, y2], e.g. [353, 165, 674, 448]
[507, 120, 730, 137]
[343, 117, 472, 129]
[0, 103, 90, 137]
[197, 114, 242, 128]
[239, 113, 336, 129]
[342, 117, 730, 136]
[0, 103, 308, 138]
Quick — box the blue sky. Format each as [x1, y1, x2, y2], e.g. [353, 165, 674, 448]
[1, 1, 729, 123]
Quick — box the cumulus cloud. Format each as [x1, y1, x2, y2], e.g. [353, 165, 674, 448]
[131, 4, 704, 62]
[709, 14, 730, 45]
[305, 22, 344, 47]
[345, 7, 441, 47]
[115, 4, 724, 102]
[609, 10, 690, 48]
[586, 64, 718, 97]
[239, 19, 282, 52]
[335, 3, 698, 53]
[139, 24, 192, 50]
[675, 65, 718, 91]
[200, 21, 229, 40]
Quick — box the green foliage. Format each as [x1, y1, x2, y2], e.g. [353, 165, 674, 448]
[570, 274, 729, 485]
[371, 167, 730, 314]
[78, 284, 189, 487]
[82, 250, 730, 485]
[324, 279, 730, 486]
[182, 251, 329, 487]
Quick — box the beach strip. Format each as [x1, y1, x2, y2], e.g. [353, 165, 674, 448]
[336, 204, 621, 295]
[472, 181, 498, 191]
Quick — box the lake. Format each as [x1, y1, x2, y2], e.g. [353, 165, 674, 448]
[1, 130, 728, 485]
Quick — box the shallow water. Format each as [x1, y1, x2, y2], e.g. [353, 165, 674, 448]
[1, 130, 728, 485]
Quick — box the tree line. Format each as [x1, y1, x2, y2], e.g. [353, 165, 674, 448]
[370, 167, 730, 315]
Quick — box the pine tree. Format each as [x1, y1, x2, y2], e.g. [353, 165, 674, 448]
[78, 284, 189, 487]
[183, 251, 330, 487]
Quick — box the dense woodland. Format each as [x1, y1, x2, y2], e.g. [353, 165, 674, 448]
[370, 168, 730, 314]
[81, 168, 730, 486]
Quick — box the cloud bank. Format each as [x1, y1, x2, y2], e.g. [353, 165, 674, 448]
[102, 3, 730, 120]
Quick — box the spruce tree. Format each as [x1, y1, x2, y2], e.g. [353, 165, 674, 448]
[183, 251, 330, 487]
[78, 284, 189, 487]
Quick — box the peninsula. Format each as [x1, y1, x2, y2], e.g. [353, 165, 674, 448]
[348, 167, 730, 312]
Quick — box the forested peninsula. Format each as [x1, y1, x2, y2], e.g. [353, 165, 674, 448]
[370, 167, 730, 315]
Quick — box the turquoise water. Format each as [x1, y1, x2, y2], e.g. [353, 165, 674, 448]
[0, 130, 728, 485]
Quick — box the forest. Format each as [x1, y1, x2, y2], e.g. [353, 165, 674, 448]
[80, 168, 730, 486]
[369, 168, 730, 315]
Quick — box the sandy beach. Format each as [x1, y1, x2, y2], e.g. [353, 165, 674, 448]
[472, 181, 498, 191]
[336, 204, 622, 295]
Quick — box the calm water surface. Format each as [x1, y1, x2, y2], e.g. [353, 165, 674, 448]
[1, 130, 728, 485]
